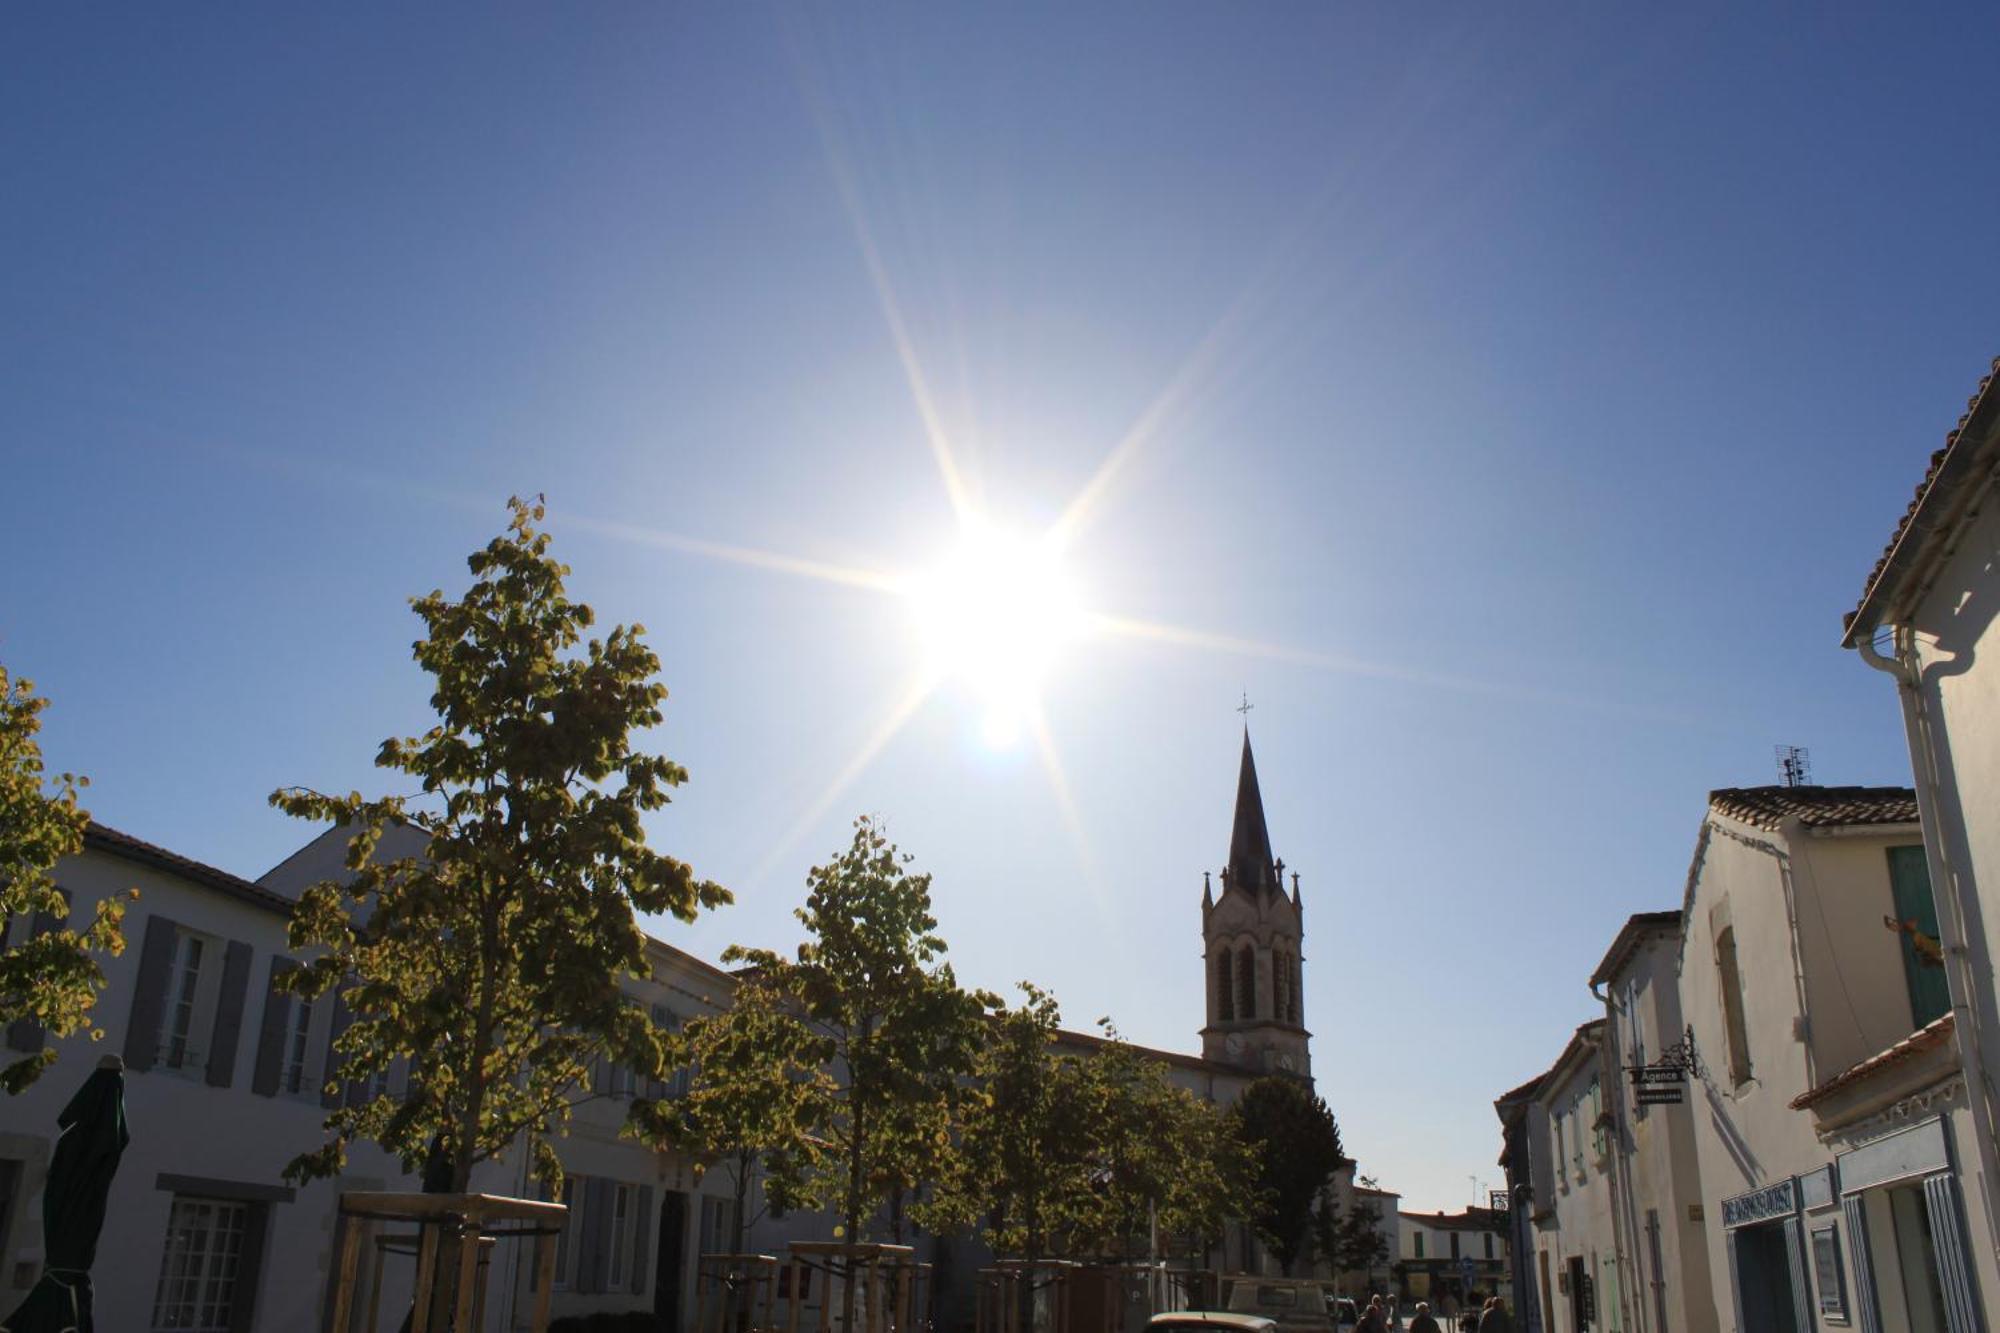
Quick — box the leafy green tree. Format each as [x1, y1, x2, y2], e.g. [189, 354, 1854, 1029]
[1066, 1024, 1247, 1262]
[923, 983, 1099, 1260]
[727, 817, 994, 1245]
[1233, 1076, 1344, 1274]
[631, 975, 834, 1255]
[0, 668, 129, 1092]
[270, 497, 727, 1194]
[1331, 1199, 1390, 1282]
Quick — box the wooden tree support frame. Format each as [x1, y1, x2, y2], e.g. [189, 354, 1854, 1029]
[976, 1261, 1080, 1333]
[780, 1242, 926, 1333]
[327, 1191, 569, 1333]
[694, 1252, 782, 1333]
[976, 1261, 1219, 1333]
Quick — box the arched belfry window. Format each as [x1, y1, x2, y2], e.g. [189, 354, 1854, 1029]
[1237, 943, 1256, 1020]
[1274, 946, 1291, 1026]
[1290, 954, 1304, 1024]
[1216, 949, 1235, 1023]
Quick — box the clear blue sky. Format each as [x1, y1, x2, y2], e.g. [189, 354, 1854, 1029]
[6, 4, 1997, 1213]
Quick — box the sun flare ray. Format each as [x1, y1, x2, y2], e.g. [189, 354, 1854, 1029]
[1088, 612, 1694, 723]
[1028, 707, 1114, 931]
[750, 669, 942, 889]
[784, 22, 974, 524]
[555, 511, 903, 596]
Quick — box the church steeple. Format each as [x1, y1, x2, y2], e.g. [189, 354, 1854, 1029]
[1201, 724, 1312, 1080]
[1227, 728, 1279, 897]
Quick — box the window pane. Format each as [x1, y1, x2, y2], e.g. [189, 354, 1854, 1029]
[151, 1196, 248, 1332]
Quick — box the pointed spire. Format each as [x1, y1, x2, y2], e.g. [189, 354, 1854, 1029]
[1227, 727, 1279, 896]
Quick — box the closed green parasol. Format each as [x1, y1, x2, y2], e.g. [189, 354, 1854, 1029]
[1, 1056, 128, 1333]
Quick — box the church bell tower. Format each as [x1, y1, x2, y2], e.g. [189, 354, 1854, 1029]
[1200, 728, 1311, 1079]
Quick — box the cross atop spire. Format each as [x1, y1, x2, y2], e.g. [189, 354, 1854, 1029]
[1227, 728, 1279, 896]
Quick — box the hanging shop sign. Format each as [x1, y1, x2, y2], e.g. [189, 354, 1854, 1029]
[1627, 1027, 1703, 1105]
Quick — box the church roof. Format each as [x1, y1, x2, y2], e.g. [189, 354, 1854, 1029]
[1226, 729, 1280, 896]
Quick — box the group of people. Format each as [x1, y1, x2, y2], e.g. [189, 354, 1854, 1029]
[1354, 1295, 1514, 1333]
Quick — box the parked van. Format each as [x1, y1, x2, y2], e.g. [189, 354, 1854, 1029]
[1224, 1280, 1334, 1333]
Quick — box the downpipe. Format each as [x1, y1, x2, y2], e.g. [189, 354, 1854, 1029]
[1858, 624, 2000, 1264]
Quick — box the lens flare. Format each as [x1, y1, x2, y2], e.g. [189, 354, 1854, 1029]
[907, 522, 1085, 746]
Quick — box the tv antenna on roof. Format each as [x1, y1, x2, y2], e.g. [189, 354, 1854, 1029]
[1777, 745, 1812, 788]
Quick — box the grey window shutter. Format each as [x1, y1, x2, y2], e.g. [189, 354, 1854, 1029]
[5, 896, 69, 1052]
[228, 1200, 270, 1333]
[250, 958, 298, 1097]
[592, 1177, 616, 1293]
[579, 1176, 607, 1294]
[123, 914, 181, 1071]
[631, 1184, 654, 1294]
[207, 939, 254, 1087]
[593, 1054, 610, 1096]
[321, 984, 353, 1109]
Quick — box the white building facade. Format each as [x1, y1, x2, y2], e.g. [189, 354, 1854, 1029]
[1845, 353, 2000, 1327]
[1677, 786, 1992, 1333]
[1588, 911, 1718, 1333]
[0, 823, 743, 1333]
[1528, 1021, 1626, 1333]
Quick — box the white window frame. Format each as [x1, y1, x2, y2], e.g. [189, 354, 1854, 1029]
[609, 1183, 632, 1287]
[150, 1195, 250, 1332]
[279, 993, 316, 1095]
[160, 929, 224, 1075]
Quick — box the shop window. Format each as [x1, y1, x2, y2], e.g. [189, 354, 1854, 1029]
[1716, 928, 1752, 1086]
[1886, 846, 1952, 1030]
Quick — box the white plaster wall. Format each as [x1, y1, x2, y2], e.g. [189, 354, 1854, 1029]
[1882, 498, 2000, 1317]
[1533, 1046, 1621, 1333]
[1611, 935, 1718, 1333]
[1790, 831, 1934, 1079]
[0, 844, 739, 1333]
[1674, 817, 1951, 1333]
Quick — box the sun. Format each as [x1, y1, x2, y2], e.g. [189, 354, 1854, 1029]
[907, 520, 1086, 747]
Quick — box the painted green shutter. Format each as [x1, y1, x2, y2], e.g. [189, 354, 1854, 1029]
[124, 914, 181, 1071]
[1887, 846, 1952, 1028]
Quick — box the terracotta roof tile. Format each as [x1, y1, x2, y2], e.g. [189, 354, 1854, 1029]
[85, 822, 297, 916]
[1847, 356, 2000, 640]
[1790, 1014, 1955, 1110]
[1708, 785, 1918, 831]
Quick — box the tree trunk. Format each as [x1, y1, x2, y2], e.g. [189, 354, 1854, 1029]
[843, 1067, 866, 1333]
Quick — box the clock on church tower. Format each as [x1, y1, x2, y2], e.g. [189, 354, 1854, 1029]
[1199, 727, 1312, 1080]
